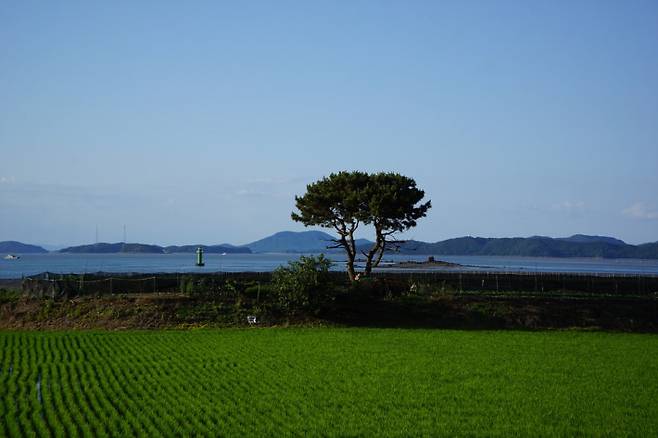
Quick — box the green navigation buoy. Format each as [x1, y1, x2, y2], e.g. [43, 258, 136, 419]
[196, 246, 205, 266]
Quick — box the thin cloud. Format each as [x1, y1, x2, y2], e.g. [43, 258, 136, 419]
[234, 188, 289, 199]
[243, 176, 309, 185]
[550, 201, 586, 216]
[622, 202, 658, 220]
[0, 181, 155, 209]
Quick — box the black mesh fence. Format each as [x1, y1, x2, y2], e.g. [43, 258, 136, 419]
[20, 271, 658, 299]
[21, 272, 272, 299]
[368, 271, 658, 296]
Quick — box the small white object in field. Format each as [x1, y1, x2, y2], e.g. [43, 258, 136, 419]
[247, 315, 258, 325]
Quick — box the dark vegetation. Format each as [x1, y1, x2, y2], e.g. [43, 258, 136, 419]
[6, 256, 657, 331]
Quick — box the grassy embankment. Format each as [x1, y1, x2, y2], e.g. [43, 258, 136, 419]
[1, 329, 657, 436]
[1, 289, 656, 331]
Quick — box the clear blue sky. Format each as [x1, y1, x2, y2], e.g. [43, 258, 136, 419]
[1, 0, 657, 246]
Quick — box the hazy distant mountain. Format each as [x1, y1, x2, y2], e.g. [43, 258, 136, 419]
[244, 230, 373, 253]
[37, 244, 68, 251]
[34, 232, 658, 259]
[394, 235, 658, 259]
[634, 242, 658, 259]
[59, 243, 164, 254]
[164, 244, 251, 254]
[0, 241, 48, 254]
[59, 242, 252, 254]
[557, 234, 626, 246]
[242, 231, 658, 258]
[245, 231, 336, 253]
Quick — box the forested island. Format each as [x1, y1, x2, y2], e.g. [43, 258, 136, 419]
[56, 243, 251, 254]
[3, 232, 657, 258]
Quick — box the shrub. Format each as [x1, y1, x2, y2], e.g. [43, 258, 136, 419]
[243, 283, 274, 301]
[0, 288, 21, 304]
[272, 254, 334, 315]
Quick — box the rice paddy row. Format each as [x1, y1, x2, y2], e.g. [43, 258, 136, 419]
[1, 329, 657, 436]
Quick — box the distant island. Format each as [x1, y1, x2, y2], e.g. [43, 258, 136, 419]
[56, 243, 251, 254]
[380, 257, 462, 269]
[245, 230, 372, 253]
[2, 231, 657, 259]
[396, 235, 658, 259]
[237, 231, 658, 259]
[0, 241, 49, 254]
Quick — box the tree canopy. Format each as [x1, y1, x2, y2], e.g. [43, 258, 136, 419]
[292, 171, 431, 281]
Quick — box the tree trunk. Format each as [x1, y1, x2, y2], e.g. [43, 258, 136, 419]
[363, 240, 383, 277]
[337, 227, 358, 282]
[346, 258, 357, 282]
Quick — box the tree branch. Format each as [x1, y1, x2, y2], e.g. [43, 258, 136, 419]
[372, 242, 387, 269]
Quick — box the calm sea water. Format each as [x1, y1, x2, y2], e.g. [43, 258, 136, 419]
[2, 253, 658, 279]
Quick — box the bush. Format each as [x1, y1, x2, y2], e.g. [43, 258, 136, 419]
[180, 276, 208, 295]
[0, 288, 21, 304]
[272, 254, 334, 315]
[244, 283, 274, 301]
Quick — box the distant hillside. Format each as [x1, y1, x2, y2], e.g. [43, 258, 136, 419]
[0, 241, 48, 254]
[634, 242, 658, 259]
[244, 231, 373, 253]
[59, 243, 164, 254]
[557, 234, 626, 246]
[37, 232, 658, 259]
[164, 245, 251, 254]
[242, 232, 658, 258]
[245, 231, 336, 253]
[395, 235, 658, 259]
[59, 242, 252, 254]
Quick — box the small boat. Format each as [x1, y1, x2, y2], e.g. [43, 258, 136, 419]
[3, 254, 20, 260]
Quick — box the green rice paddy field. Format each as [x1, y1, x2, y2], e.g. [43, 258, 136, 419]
[1, 329, 657, 437]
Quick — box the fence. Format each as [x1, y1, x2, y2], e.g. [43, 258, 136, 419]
[21, 272, 272, 299]
[369, 271, 658, 296]
[21, 270, 658, 299]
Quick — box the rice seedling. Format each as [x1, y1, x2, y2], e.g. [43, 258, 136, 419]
[0, 329, 656, 437]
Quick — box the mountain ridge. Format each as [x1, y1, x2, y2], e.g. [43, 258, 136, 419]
[244, 230, 372, 253]
[4, 232, 658, 259]
[57, 243, 251, 254]
[0, 241, 48, 254]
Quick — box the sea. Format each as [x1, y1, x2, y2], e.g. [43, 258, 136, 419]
[2, 253, 658, 279]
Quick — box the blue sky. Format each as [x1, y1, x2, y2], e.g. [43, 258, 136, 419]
[1, 0, 657, 246]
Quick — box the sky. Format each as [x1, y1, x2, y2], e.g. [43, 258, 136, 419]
[1, 0, 657, 246]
